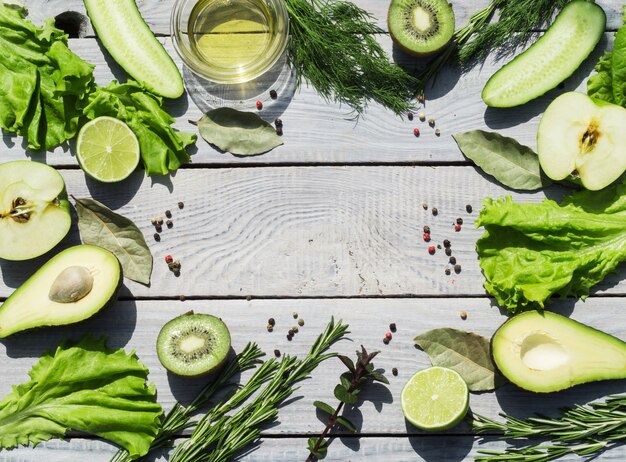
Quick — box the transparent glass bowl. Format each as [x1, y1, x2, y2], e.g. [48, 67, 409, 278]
[171, 0, 289, 84]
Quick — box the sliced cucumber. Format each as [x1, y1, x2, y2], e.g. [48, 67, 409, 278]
[84, 0, 184, 98]
[482, 0, 605, 108]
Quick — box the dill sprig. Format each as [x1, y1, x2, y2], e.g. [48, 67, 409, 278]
[168, 317, 350, 462]
[110, 343, 266, 462]
[473, 394, 626, 462]
[285, 0, 418, 115]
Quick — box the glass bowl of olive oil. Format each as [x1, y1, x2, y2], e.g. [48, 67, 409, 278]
[171, 0, 289, 84]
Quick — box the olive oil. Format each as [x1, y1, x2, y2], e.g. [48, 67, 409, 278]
[188, 0, 275, 81]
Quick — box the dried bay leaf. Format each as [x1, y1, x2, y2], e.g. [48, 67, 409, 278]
[73, 197, 153, 285]
[453, 130, 552, 191]
[414, 328, 506, 392]
[197, 107, 283, 156]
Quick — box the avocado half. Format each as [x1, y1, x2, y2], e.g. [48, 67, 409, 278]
[492, 311, 626, 393]
[0, 245, 122, 338]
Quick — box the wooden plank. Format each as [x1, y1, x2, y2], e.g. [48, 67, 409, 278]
[21, 0, 626, 35]
[0, 298, 625, 437]
[2, 166, 625, 298]
[7, 435, 626, 461]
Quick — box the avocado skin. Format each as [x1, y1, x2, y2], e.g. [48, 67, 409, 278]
[0, 245, 122, 338]
[491, 311, 626, 393]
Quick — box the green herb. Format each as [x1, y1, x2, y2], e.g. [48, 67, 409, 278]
[285, 0, 417, 115]
[0, 336, 161, 459]
[73, 197, 153, 285]
[195, 108, 283, 156]
[473, 394, 626, 462]
[82, 80, 196, 176]
[0, 3, 95, 150]
[414, 328, 505, 392]
[453, 130, 551, 191]
[307, 346, 388, 461]
[168, 317, 349, 462]
[476, 181, 626, 312]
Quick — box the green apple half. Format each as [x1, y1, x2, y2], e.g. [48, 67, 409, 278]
[0, 161, 71, 260]
[538, 91, 626, 191]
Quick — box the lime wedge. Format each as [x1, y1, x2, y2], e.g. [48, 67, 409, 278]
[401, 366, 469, 431]
[76, 117, 140, 183]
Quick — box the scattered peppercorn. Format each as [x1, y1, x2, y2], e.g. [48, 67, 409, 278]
[423, 225, 430, 233]
[432, 207, 438, 216]
[445, 268, 451, 275]
[460, 310, 468, 320]
[269, 89, 277, 99]
[156, 225, 162, 233]
[166, 220, 173, 228]
[287, 334, 293, 341]
[423, 232, 431, 242]
[298, 318, 304, 326]
[178, 201, 185, 209]
[151, 218, 158, 226]
[275, 117, 283, 127]
[422, 203, 428, 210]
[437, 244, 442, 249]
[408, 112, 414, 121]
[179, 294, 186, 301]
[454, 264, 462, 274]
[435, 128, 441, 137]
[165, 255, 173, 264]
[466, 204, 473, 213]
[154, 233, 160, 241]
[256, 100, 263, 110]
[418, 112, 426, 122]
[165, 210, 172, 218]
[292, 311, 298, 318]
[274, 349, 281, 357]
[449, 256, 457, 265]
[385, 331, 392, 340]
[428, 118, 435, 127]
[456, 218, 463, 225]
[445, 248, 452, 256]
[443, 239, 451, 248]
[428, 245, 436, 254]
[246, 295, 252, 301]
[267, 324, 274, 332]
[276, 127, 283, 136]
[291, 326, 298, 334]
[268, 318, 276, 326]
[288, 329, 295, 336]
[383, 337, 390, 345]
[413, 127, 420, 137]
[389, 323, 397, 332]
[392, 367, 398, 376]
[454, 224, 461, 232]
[157, 216, 164, 225]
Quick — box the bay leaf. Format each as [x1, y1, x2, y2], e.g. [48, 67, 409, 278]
[414, 328, 506, 392]
[197, 107, 283, 156]
[73, 197, 153, 285]
[453, 130, 552, 191]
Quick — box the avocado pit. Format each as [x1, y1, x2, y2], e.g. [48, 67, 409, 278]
[49, 266, 94, 303]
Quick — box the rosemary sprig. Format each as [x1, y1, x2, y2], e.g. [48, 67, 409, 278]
[285, 0, 418, 115]
[169, 317, 350, 462]
[110, 343, 265, 462]
[473, 394, 626, 461]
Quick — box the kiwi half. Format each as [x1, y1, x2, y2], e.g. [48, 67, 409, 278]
[388, 0, 455, 56]
[156, 312, 231, 377]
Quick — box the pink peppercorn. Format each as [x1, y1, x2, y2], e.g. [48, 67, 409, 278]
[423, 232, 431, 242]
[385, 332, 392, 340]
[428, 246, 436, 254]
[256, 100, 263, 110]
[454, 224, 462, 232]
[165, 255, 173, 264]
[413, 128, 420, 137]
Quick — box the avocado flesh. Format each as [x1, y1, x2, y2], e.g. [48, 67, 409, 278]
[0, 245, 122, 338]
[492, 311, 626, 393]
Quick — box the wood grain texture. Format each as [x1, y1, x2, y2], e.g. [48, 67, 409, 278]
[2, 166, 625, 298]
[1, 298, 625, 438]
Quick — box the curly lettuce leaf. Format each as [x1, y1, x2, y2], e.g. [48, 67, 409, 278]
[587, 51, 613, 103]
[476, 183, 626, 313]
[0, 3, 94, 150]
[0, 337, 162, 459]
[83, 80, 196, 176]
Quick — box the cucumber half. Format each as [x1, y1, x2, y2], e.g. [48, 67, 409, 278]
[84, 0, 184, 99]
[482, 0, 605, 108]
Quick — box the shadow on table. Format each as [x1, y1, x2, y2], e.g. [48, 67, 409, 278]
[407, 423, 474, 462]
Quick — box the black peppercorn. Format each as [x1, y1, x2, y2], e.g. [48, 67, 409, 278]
[454, 264, 462, 273]
[269, 89, 277, 99]
[383, 337, 390, 345]
[274, 117, 283, 127]
[456, 218, 463, 225]
[276, 127, 283, 136]
[408, 112, 414, 121]
[288, 329, 295, 336]
[154, 233, 160, 241]
[443, 239, 451, 248]
[392, 367, 398, 376]
[432, 207, 438, 216]
[178, 201, 184, 209]
[422, 203, 428, 210]
[166, 220, 173, 228]
[156, 225, 162, 233]
[165, 210, 172, 218]
[274, 349, 281, 357]
[449, 256, 457, 265]
[445, 268, 451, 275]
[445, 248, 452, 256]
[466, 204, 473, 213]
[389, 323, 397, 332]
[268, 318, 275, 326]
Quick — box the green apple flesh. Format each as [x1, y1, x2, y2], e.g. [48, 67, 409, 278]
[538, 91, 626, 190]
[0, 161, 71, 261]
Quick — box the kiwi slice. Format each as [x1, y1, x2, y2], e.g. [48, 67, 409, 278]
[388, 0, 455, 56]
[156, 312, 231, 377]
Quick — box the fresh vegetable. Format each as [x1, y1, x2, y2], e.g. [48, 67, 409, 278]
[414, 328, 505, 392]
[418, 0, 568, 95]
[83, 0, 184, 99]
[0, 245, 121, 338]
[0, 3, 95, 150]
[82, 80, 196, 176]
[0, 337, 161, 458]
[73, 197, 153, 285]
[482, 0, 605, 107]
[307, 346, 388, 461]
[453, 130, 551, 191]
[401, 366, 469, 431]
[493, 311, 626, 393]
[588, 13, 626, 107]
[474, 394, 626, 461]
[285, 0, 418, 115]
[195, 108, 284, 156]
[476, 182, 626, 312]
[538, 92, 626, 190]
[0, 160, 71, 261]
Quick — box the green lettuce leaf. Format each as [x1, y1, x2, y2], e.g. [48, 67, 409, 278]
[0, 3, 94, 150]
[82, 81, 196, 176]
[0, 336, 162, 459]
[587, 51, 613, 103]
[476, 183, 626, 313]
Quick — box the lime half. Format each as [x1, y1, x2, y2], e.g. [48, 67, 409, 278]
[76, 117, 140, 183]
[401, 366, 469, 431]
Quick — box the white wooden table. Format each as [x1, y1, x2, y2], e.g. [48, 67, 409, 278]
[2, 1, 626, 460]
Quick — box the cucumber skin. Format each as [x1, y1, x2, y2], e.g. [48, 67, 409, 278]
[482, 0, 606, 108]
[84, 0, 184, 99]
